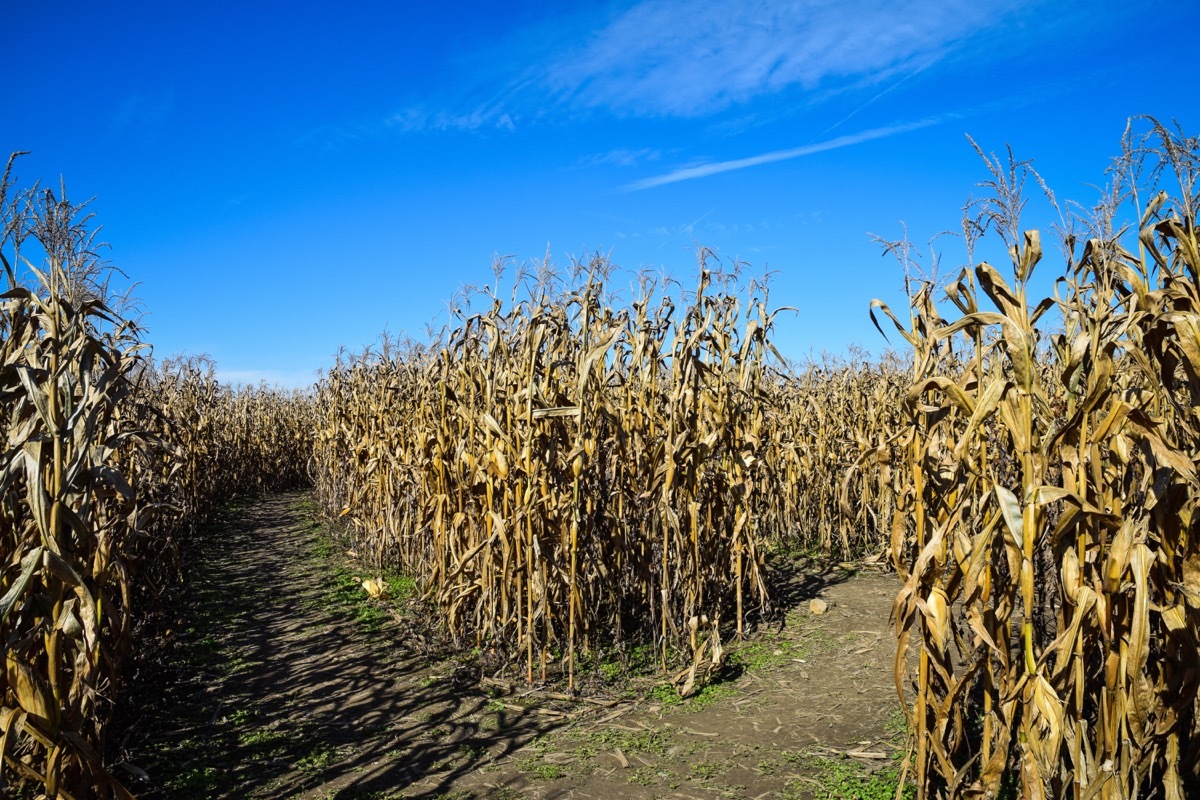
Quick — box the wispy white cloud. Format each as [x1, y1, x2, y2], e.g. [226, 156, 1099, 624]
[625, 117, 944, 190]
[385, 106, 516, 134]
[309, 0, 1073, 139]
[542, 0, 1040, 118]
[297, 100, 517, 148]
[577, 148, 663, 169]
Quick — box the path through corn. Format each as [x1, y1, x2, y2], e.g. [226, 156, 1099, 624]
[123, 492, 909, 800]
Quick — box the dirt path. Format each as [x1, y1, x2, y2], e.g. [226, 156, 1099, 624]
[122, 492, 911, 800]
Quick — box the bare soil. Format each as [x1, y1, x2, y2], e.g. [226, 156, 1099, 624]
[119, 492, 911, 800]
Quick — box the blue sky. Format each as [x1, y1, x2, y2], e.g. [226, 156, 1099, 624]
[9, 1, 1197, 387]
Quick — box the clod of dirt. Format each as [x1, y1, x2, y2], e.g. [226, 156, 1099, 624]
[809, 598, 829, 615]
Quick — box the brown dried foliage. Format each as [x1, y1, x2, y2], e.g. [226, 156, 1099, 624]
[312, 254, 812, 686]
[881, 119, 1200, 798]
[0, 154, 313, 798]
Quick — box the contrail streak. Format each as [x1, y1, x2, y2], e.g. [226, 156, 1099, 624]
[624, 117, 946, 191]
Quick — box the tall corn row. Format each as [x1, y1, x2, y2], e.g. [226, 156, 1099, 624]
[313, 255, 776, 684]
[884, 120, 1200, 798]
[761, 355, 908, 559]
[0, 267, 147, 798]
[311, 340, 433, 571]
[0, 154, 315, 797]
[141, 356, 314, 528]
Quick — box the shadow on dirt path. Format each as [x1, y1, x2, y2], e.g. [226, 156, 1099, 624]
[122, 492, 577, 799]
[121, 492, 912, 800]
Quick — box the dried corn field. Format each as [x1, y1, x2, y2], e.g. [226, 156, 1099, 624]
[0, 156, 314, 798]
[3, 118, 1200, 800]
[881, 120, 1200, 798]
